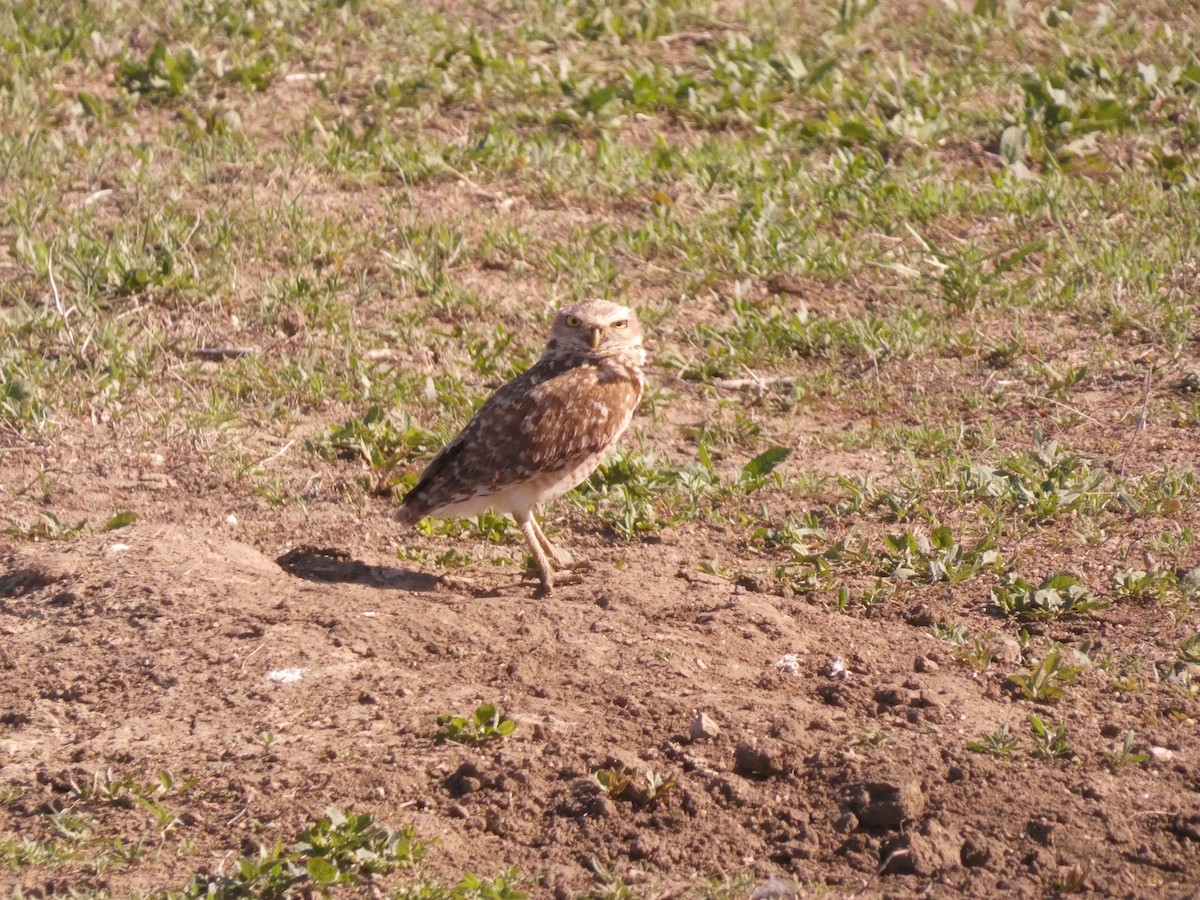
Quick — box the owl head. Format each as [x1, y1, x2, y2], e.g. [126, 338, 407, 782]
[548, 299, 643, 357]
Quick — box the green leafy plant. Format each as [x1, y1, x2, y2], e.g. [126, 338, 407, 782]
[0, 363, 46, 427]
[435, 704, 516, 745]
[735, 445, 790, 490]
[394, 869, 528, 900]
[309, 406, 437, 473]
[1180, 632, 1200, 664]
[593, 765, 637, 800]
[1008, 649, 1082, 702]
[1107, 731, 1149, 767]
[990, 573, 1105, 620]
[175, 808, 427, 898]
[1028, 715, 1075, 761]
[102, 511, 138, 531]
[594, 765, 676, 806]
[966, 724, 1020, 757]
[1114, 567, 1180, 603]
[879, 526, 1004, 584]
[294, 808, 426, 886]
[117, 40, 199, 99]
[963, 444, 1107, 523]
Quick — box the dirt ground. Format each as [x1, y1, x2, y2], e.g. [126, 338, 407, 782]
[2, 399, 1199, 897]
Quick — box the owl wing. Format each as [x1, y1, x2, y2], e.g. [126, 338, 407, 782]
[397, 361, 641, 521]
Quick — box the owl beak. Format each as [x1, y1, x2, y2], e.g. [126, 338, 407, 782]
[589, 327, 602, 350]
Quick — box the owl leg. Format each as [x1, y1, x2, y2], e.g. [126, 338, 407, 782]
[532, 518, 593, 576]
[529, 516, 575, 568]
[516, 510, 556, 595]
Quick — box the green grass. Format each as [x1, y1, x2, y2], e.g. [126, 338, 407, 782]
[3, 0, 1195, 619]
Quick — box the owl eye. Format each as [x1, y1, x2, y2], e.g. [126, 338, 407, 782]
[612, 320, 628, 329]
[565, 315, 581, 327]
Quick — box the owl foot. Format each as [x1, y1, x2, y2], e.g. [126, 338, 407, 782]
[528, 568, 584, 598]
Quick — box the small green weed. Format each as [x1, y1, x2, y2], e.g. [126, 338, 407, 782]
[4, 511, 88, 541]
[1008, 649, 1082, 702]
[309, 406, 437, 474]
[117, 40, 200, 100]
[1114, 567, 1180, 603]
[1028, 715, 1075, 761]
[878, 526, 1003, 584]
[929, 622, 995, 670]
[1054, 861, 1091, 895]
[1107, 731, 1149, 767]
[962, 444, 1107, 523]
[435, 704, 516, 745]
[966, 724, 1019, 757]
[1179, 632, 1200, 664]
[594, 765, 676, 806]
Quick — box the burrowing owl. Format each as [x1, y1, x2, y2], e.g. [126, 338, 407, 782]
[396, 300, 645, 594]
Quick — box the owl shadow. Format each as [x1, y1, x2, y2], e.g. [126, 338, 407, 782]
[275, 546, 439, 592]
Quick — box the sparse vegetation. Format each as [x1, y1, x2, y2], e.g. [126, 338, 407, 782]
[435, 705, 517, 745]
[967, 725, 1020, 758]
[165, 808, 507, 899]
[990, 573, 1106, 620]
[594, 766, 676, 807]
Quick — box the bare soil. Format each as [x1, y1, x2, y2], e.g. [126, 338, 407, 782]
[2, 418, 1199, 897]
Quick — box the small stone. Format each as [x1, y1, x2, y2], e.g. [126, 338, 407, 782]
[776, 654, 802, 675]
[1148, 746, 1175, 764]
[983, 634, 1022, 664]
[823, 657, 847, 678]
[750, 877, 800, 899]
[915, 690, 943, 709]
[914, 656, 939, 673]
[449, 803, 470, 819]
[690, 712, 720, 742]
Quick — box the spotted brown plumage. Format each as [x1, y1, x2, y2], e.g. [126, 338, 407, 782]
[396, 300, 645, 595]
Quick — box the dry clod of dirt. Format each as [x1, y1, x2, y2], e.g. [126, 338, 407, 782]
[844, 778, 927, 830]
[733, 739, 799, 779]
